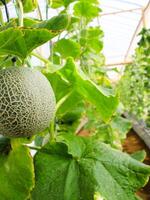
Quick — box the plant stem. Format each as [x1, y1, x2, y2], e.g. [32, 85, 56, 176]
[31, 52, 49, 64]
[16, 0, 24, 26]
[47, 0, 52, 7]
[0, 8, 4, 25]
[0, 0, 9, 22]
[50, 41, 53, 62]
[56, 92, 72, 112]
[49, 117, 55, 141]
[37, 3, 42, 20]
[48, 92, 72, 142]
[4, 2, 9, 22]
[46, 0, 49, 20]
[25, 57, 32, 68]
[23, 145, 41, 151]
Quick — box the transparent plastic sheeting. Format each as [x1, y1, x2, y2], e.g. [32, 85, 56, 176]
[1, 0, 149, 65]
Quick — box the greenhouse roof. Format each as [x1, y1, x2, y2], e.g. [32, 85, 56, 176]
[100, 0, 150, 66]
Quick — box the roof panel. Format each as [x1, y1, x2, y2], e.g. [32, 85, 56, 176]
[100, 0, 149, 65]
[1, 0, 149, 66]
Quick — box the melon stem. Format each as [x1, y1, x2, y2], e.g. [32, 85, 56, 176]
[16, 0, 24, 26]
[0, 8, 4, 25]
[37, 2, 42, 20]
[49, 118, 55, 141]
[31, 52, 49, 64]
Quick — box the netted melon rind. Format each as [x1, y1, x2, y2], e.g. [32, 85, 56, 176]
[0, 67, 56, 137]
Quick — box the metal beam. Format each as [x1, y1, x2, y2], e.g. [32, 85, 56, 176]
[124, 0, 150, 61]
[101, 8, 142, 17]
[105, 61, 132, 67]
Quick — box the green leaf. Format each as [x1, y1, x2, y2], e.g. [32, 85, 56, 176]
[131, 150, 146, 162]
[87, 38, 103, 52]
[0, 136, 11, 154]
[52, 52, 61, 64]
[57, 90, 84, 117]
[23, 29, 56, 55]
[32, 134, 150, 200]
[51, 0, 76, 8]
[44, 70, 70, 101]
[80, 27, 104, 53]
[56, 90, 85, 132]
[0, 55, 22, 68]
[110, 116, 132, 139]
[0, 19, 18, 31]
[0, 28, 59, 59]
[0, 140, 34, 200]
[66, 16, 79, 31]
[74, 1, 100, 19]
[59, 106, 83, 125]
[22, 0, 38, 13]
[45, 58, 118, 121]
[23, 18, 40, 27]
[54, 39, 81, 59]
[81, 27, 104, 39]
[59, 58, 118, 121]
[0, 0, 11, 5]
[44, 70, 84, 130]
[34, 14, 70, 31]
[80, 0, 99, 4]
[0, 18, 39, 30]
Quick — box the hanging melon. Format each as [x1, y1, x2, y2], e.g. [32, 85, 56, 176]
[0, 67, 56, 137]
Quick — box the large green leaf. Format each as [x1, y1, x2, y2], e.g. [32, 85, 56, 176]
[44, 71, 84, 131]
[0, 28, 59, 59]
[44, 58, 118, 121]
[32, 134, 150, 200]
[57, 90, 84, 116]
[54, 39, 81, 59]
[56, 90, 85, 132]
[10, 14, 69, 31]
[50, 0, 76, 8]
[23, 18, 39, 28]
[44, 65, 85, 131]
[88, 38, 103, 53]
[0, 140, 34, 200]
[66, 16, 79, 31]
[80, 0, 99, 4]
[80, 27, 104, 41]
[74, 1, 100, 19]
[22, 0, 38, 13]
[59, 58, 118, 121]
[0, 19, 18, 31]
[80, 27, 104, 53]
[44, 70, 71, 101]
[34, 14, 70, 31]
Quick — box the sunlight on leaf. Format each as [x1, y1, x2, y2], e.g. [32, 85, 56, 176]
[32, 134, 150, 200]
[0, 28, 60, 59]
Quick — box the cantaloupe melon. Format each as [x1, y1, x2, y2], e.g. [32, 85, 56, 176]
[0, 67, 56, 137]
